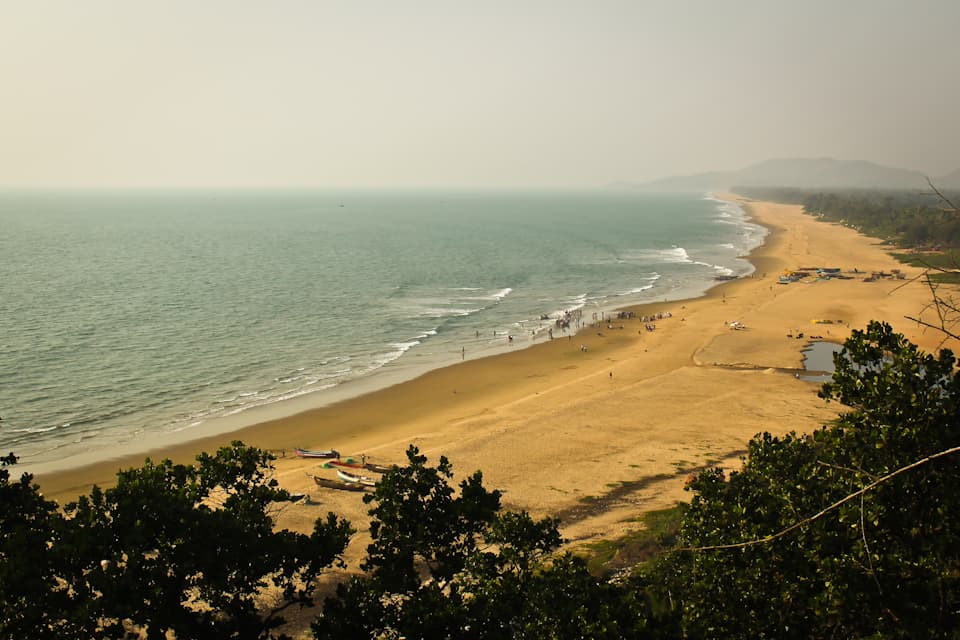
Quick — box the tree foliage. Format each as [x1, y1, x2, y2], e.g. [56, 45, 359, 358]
[733, 186, 960, 249]
[0, 453, 82, 639]
[313, 445, 649, 639]
[0, 442, 351, 639]
[650, 321, 960, 638]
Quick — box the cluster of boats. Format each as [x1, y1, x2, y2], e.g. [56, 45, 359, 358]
[295, 447, 396, 492]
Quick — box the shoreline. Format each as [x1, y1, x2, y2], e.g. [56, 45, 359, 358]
[20, 194, 762, 481]
[36, 194, 947, 559]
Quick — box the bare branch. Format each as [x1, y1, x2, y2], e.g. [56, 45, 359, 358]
[926, 177, 960, 213]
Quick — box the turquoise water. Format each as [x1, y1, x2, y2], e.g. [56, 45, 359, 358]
[0, 190, 764, 472]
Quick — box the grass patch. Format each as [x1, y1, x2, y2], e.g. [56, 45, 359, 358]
[892, 252, 960, 283]
[583, 504, 687, 577]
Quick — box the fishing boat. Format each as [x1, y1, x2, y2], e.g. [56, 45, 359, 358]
[336, 469, 378, 487]
[326, 459, 366, 469]
[310, 474, 366, 492]
[294, 447, 340, 459]
[326, 456, 396, 472]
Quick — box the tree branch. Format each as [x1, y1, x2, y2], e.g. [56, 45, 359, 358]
[926, 177, 960, 213]
[675, 445, 960, 553]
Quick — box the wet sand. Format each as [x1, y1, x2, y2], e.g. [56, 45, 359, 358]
[36, 195, 949, 563]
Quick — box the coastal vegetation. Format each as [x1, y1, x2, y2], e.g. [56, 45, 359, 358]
[0, 445, 352, 639]
[3, 322, 959, 638]
[732, 186, 960, 250]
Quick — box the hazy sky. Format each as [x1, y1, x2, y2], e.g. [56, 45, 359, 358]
[2, 0, 958, 188]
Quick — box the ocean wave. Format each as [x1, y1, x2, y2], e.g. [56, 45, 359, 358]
[624, 247, 692, 264]
[618, 283, 656, 296]
[390, 340, 421, 352]
[692, 261, 736, 276]
[715, 203, 742, 219]
[9, 424, 60, 434]
[457, 287, 513, 303]
[559, 293, 588, 313]
[365, 340, 421, 369]
[418, 307, 482, 318]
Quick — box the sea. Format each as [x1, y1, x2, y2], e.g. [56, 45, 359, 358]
[0, 189, 765, 475]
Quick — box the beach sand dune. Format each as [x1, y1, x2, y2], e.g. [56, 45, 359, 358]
[38, 195, 951, 571]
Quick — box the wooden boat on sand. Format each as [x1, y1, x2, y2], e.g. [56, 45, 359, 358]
[337, 469, 378, 487]
[325, 459, 366, 470]
[295, 447, 340, 459]
[310, 474, 366, 492]
[326, 457, 397, 473]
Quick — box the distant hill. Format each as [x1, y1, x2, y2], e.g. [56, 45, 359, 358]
[618, 158, 960, 192]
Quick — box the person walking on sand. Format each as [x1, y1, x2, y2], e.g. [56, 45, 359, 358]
[461, 346, 465, 360]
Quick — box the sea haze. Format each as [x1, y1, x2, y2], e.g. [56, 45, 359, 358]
[0, 189, 764, 473]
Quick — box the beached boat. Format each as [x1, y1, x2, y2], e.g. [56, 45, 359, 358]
[311, 474, 366, 492]
[295, 447, 340, 459]
[326, 459, 366, 469]
[337, 469, 378, 487]
[363, 462, 396, 474]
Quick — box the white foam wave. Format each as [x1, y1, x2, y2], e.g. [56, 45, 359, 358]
[10, 425, 60, 434]
[692, 260, 736, 276]
[558, 293, 588, 312]
[625, 247, 692, 264]
[368, 340, 421, 368]
[715, 204, 740, 219]
[418, 307, 481, 318]
[619, 283, 656, 296]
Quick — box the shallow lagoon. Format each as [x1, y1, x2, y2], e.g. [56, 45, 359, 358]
[800, 341, 844, 382]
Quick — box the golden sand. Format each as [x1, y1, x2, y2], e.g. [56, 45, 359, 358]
[36, 195, 951, 563]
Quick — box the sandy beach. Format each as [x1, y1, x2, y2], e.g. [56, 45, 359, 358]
[36, 195, 949, 566]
